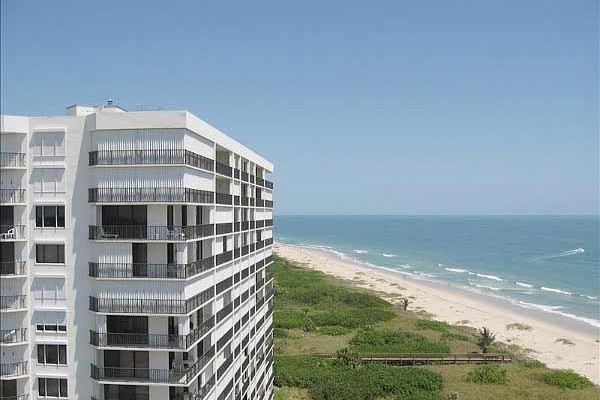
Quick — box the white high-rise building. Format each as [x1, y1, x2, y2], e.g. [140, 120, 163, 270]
[0, 104, 274, 400]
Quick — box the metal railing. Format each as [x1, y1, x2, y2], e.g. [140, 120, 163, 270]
[0, 153, 26, 168]
[91, 345, 216, 384]
[189, 374, 215, 400]
[215, 192, 232, 205]
[216, 250, 233, 266]
[0, 361, 28, 377]
[0, 189, 26, 203]
[216, 302, 233, 323]
[0, 261, 27, 276]
[89, 224, 214, 240]
[216, 223, 232, 235]
[89, 256, 215, 279]
[89, 187, 213, 204]
[265, 180, 273, 189]
[215, 162, 232, 177]
[0, 328, 27, 344]
[241, 171, 249, 181]
[89, 286, 214, 315]
[89, 149, 214, 171]
[0, 295, 27, 310]
[0, 225, 26, 240]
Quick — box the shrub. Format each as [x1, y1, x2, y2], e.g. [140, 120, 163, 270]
[542, 370, 594, 389]
[440, 332, 470, 342]
[335, 347, 361, 368]
[416, 319, 450, 332]
[466, 364, 507, 384]
[350, 329, 451, 354]
[303, 316, 316, 332]
[274, 310, 305, 329]
[318, 325, 351, 336]
[520, 360, 546, 369]
[506, 323, 532, 331]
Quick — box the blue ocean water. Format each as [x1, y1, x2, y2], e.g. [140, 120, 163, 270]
[275, 216, 599, 328]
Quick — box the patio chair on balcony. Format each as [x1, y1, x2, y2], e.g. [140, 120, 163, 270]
[0, 227, 15, 239]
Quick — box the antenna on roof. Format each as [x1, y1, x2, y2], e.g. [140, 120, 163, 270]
[107, 98, 114, 106]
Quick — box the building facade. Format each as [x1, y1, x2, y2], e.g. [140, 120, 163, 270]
[0, 104, 274, 400]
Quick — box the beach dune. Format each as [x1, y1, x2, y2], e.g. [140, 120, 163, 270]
[275, 242, 600, 384]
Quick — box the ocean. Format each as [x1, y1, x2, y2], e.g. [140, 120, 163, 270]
[275, 215, 599, 329]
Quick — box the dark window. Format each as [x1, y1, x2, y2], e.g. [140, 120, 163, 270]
[35, 206, 65, 228]
[36, 244, 65, 264]
[38, 377, 67, 398]
[102, 205, 147, 226]
[181, 206, 187, 227]
[37, 344, 67, 365]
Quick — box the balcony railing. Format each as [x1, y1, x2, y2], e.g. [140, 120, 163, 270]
[188, 374, 216, 400]
[89, 286, 213, 315]
[215, 162, 232, 177]
[0, 328, 27, 344]
[0, 189, 26, 203]
[0, 225, 26, 240]
[216, 302, 233, 323]
[216, 250, 233, 266]
[0, 153, 26, 168]
[256, 177, 265, 187]
[241, 171, 249, 181]
[89, 187, 213, 204]
[89, 256, 215, 279]
[216, 223, 232, 235]
[215, 193, 232, 205]
[264, 200, 273, 208]
[0, 361, 28, 377]
[89, 149, 214, 171]
[0, 295, 26, 310]
[0, 261, 27, 276]
[265, 180, 273, 189]
[90, 345, 215, 384]
[89, 224, 214, 241]
[89, 316, 214, 351]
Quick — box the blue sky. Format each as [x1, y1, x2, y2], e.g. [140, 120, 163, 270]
[1, 1, 597, 215]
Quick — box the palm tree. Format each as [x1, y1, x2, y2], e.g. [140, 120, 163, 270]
[477, 327, 496, 353]
[401, 297, 411, 311]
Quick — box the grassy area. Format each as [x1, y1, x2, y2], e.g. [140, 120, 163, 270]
[272, 256, 598, 400]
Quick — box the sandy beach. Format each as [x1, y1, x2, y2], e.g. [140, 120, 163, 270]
[275, 242, 600, 384]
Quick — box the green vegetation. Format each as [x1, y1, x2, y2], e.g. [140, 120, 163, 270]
[350, 328, 451, 354]
[506, 323, 533, 331]
[275, 355, 444, 400]
[555, 338, 575, 346]
[272, 256, 599, 400]
[476, 327, 496, 353]
[542, 370, 594, 389]
[466, 364, 507, 384]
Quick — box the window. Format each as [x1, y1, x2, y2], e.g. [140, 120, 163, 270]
[38, 378, 68, 398]
[35, 206, 65, 228]
[32, 169, 66, 194]
[34, 132, 65, 156]
[37, 344, 67, 365]
[36, 324, 67, 332]
[36, 244, 65, 264]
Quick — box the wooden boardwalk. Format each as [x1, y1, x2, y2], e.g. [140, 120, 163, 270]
[315, 353, 512, 366]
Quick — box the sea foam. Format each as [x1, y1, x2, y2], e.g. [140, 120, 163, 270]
[353, 249, 368, 254]
[541, 286, 572, 296]
[445, 267, 468, 273]
[476, 273, 504, 282]
[382, 253, 396, 258]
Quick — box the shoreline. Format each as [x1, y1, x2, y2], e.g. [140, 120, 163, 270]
[274, 241, 600, 384]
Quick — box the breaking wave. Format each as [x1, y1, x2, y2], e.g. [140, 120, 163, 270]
[353, 249, 368, 254]
[476, 273, 504, 282]
[445, 267, 468, 273]
[541, 286, 572, 296]
[382, 253, 396, 258]
[534, 248, 585, 260]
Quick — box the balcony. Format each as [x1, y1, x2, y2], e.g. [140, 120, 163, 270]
[256, 177, 265, 187]
[215, 162, 232, 177]
[215, 193, 232, 205]
[216, 223, 232, 235]
[0, 362, 27, 377]
[0, 189, 26, 204]
[0, 328, 27, 344]
[89, 256, 215, 280]
[89, 187, 214, 204]
[90, 316, 215, 351]
[215, 250, 233, 266]
[88, 149, 214, 171]
[89, 224, 214, 241]
[0, 295, 26, 310]
[0, 225, 26, 241]
[0, 261, 27, 276]
[216, 302, 233, 323]
[89, 286, 213, 315]
[0, 153, 26, 168]
[188, 375, 215, 400]
[91, 345, 215, 384]
[265, 180, 273, 189]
